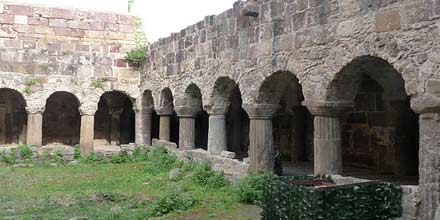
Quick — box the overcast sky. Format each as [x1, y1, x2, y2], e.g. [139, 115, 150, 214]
[8, 0, 238, 42]
[131, 0, 237, 42]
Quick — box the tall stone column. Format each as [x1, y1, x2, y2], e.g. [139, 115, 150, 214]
[419, 113, 440, 220]
[80, 114, 94, 156]
[26, 108, 43, 147]
[207, 106, 228, 155]
[156, 107, 173, 141]
[243, 104, 279, 173]
[109, 108, 123, 146]
[175, 106, 199, 150]
[134, 107, 154, 145]
[305, 101, 352, 175]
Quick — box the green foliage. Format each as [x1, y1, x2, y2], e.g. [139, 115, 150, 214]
[2, 149, 17, 165]
[128, 0, 135, 12]
[124, 48, 146, 65]
[261, 176, 403, 220]
[91, 79, 105, 89]
[235, 173, 271, 205]
[24, 78, 38, 95]
[148, 190, 196, 217]
[74, 145, 81, 160]
[51, 149, 65, 164]
[18, 145, 33, 162]
[83, 153, 106, 164]
[110, 151, 132, 164]
[143, 147, 179, 174]
[190, 162, 228, 189]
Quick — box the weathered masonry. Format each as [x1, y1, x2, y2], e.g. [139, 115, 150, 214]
[0, 0, 439, 219]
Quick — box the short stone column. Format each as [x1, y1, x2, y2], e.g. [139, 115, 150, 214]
[134, 107, 154, 145]
[156, 107, 173, 141]
[207, 106, 228, 155]
[418, 113, 440, 220]
[305, 101, 352, 175]
[175, 106, 200, 150]
[26, 109, 43, 147]
[243, 104, 279, 173]
[109, 108, 123, 146]
[80, 114, 94, 156]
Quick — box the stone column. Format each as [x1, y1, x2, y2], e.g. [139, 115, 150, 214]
[26, 109, 43, 147]
[109, 108, 123, 146]
[156, 107, 173, 141]
[305, 101, 352, 175]
[80, 114, 94, 156]
[134, 107, 154, 145]
[419, 113, 440, 220]
[175, 106, 200, 150]
[207, 106, 228, 155]
[243, 104, 279, 173]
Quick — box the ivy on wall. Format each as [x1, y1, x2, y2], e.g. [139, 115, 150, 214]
[261, 176, 402, 220]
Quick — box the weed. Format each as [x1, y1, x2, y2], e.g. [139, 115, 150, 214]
[148, 190, 196, 217]
[19, 145, 33, 162]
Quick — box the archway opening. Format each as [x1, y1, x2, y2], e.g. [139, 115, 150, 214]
[258, 72, 313, 175]
[159, 88, 179, 144]
[327, 56, 419, 185]
[0, 88, 27, 145]
[94, 91, 135, 147]
[43, 92, 80, 146]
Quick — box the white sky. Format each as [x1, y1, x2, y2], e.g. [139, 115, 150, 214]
[131, 0, 237, 42]
[6, 0, 238, 43]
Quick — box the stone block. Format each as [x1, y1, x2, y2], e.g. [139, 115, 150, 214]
[4, 39, 22, 48]
[51, 8, 74, 19]
[116, 14, 134, 24]
[49, 18, 67, 28]
[94, 12, 116, 23]
[89, 22, 105, 31]
[47, 42, 62, 51]
[375, 10, 401, 32]
[75, 44, 89, 52]
[0, 14, 14, 24]
[28, 17, 48, 26]
[114, 59, 127, 67]
[67, 20, 90, 30]
[220, 151, 236, 159]
[105, 23, 118, 32]
[12, 24, 27, 33]
[14, 15, 27, 24]
[23, 40, 36, 49]
[7, 5, 33, 16]
[119, 24, 135, 33]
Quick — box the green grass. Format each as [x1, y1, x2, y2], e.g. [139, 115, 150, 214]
[0, 162, 260, 220]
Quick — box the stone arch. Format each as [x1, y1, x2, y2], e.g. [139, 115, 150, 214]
[94, 91, 135, 146]
[43, 91, 81, 146]
[210, 77, 250, 159]
[326, 55, 419, 182]
[141, 89, 159, 142]
[0, 88, 27, 145]
[258, 71, 314, 175]
[160, 88, 174, 108]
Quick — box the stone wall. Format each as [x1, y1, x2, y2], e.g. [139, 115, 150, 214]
[0, 3, 140, 114]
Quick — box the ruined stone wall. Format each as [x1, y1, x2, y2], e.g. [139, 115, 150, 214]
[0, 3, 140, 114]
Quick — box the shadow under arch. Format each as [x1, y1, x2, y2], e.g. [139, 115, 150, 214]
[0, 88, 27, 145]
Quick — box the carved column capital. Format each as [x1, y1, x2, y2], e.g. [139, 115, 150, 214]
[26, 106, 45, 114]
[243, 104, 279, 119]
[204, 105, 229, 115]
[303, 101, 353, 117]
[174, 106, 200, 118]
[156, 107, 174, 116]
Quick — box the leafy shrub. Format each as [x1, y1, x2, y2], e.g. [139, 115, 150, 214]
[51, 149, 65, 164]
[2, 149, 18, 165]
[131, 147, 148, 162]
[235, 174, 271, 205]
[84, 153, 106, 164]
[262, 176, 403, 220]
[148, 190, 196, 217]
[19, 145, 33, 162]
[124, 48, 146, 65]
[191, 162, 228, 189]
[111, 151, 132, 164]
[144, 147, 179, 174]
[74, 145, 81, 160]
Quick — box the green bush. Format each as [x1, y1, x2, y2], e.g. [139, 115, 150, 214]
[148, 190, 196, 217]
[83, 153, 107, 164]
[124, 48, 146, 65]
[131, 147, 148, 162]
[51, 149, 65, 164]
[2, 149, 18, 165]
[111, 151, 132, 164]
[191, 162, 228, 189]
[261, 176, 402, 220]
[235, 174, 271, 205]
[144, 147, 179, 174]
[19, 145, 33, 162]
[74, 145, 81, 160]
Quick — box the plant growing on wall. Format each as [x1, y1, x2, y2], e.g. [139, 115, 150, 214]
[124, 48, 146, 66]
[91, 79, 106, 89]
[24, 78, 38, 95]
[124, 16, 148, 66]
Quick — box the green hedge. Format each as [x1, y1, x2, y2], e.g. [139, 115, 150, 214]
[261, 176, 402, 220]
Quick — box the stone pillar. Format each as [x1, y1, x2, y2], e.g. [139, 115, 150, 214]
[305, 101, 352, 175]
[243, 104, 279, 173]
[157, 107, 173, 141]
[207, 106, 228, 155]
[109, 108, 123, 146]
[134, 107, 154, 145]
[419, 113, 440, 220]
[175, 106, 199, 150]
[26, 110, 43, 147]
[80, 114, 94, 156]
